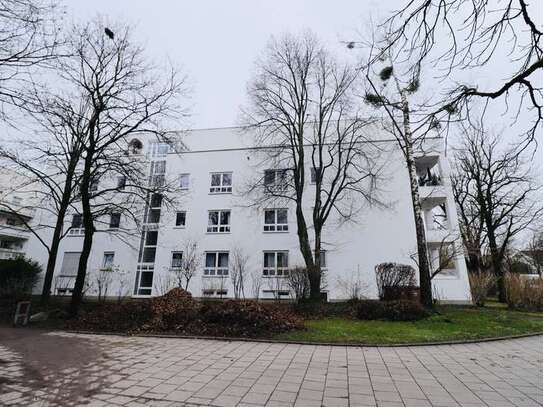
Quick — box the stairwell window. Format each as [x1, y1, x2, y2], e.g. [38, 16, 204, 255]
[264, 209, 288, 232]
[207, 210, 230, 233]
[210, 172, 232, 193]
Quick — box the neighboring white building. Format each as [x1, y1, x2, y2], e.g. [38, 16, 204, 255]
[0, 168, 37, 260]
[21, 126, 472, 303]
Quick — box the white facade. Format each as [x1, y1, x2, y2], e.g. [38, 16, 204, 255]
[21, 127, 472, 303]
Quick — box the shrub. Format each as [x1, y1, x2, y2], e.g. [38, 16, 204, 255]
[468, 271, 495, 307]
[285, 267, 310, 301]
[505, 273, 543, 310]
[196, 300, 304, 337]
[356, 300, 429, 321]
[375, 263, 416, 300]
[0, 256, 42, 299]
[148, 288, 197, 330]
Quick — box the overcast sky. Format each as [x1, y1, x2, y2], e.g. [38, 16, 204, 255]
[70, 0, 395, 129]
[65, 2, 541, 169]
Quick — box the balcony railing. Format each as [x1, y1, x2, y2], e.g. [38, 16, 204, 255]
[0, 248, 24, 260]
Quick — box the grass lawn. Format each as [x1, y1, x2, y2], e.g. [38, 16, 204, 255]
[275, 305, 543, 345]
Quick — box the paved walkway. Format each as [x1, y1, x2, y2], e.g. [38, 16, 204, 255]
[1, 329, 543, 406]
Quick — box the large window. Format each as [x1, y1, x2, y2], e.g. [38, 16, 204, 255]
[135, 230, 159, 295]
[264, 169, 288, 191]
[175, 211, 186, 227]
[204, 252, 229, 276]
[179, 173, 190, 190]
[207, 210, 231, 233]
[263, 251, 289, 277]
[264, 209, 288, 232]
[210, 172, 232, 193]
[148, 142, 170, 158]
[102, 252, 115, 269]
[171, 251, 183, 269]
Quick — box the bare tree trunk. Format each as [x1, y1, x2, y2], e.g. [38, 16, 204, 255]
[401, 94, 432, 308]
[487, 227, 505, 302]
[296, 202, 318, 299]
[69, 138, 97, 317]
[41, 162, 77, 304]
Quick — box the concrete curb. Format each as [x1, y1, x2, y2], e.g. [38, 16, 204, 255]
[64, 329, 543, 348]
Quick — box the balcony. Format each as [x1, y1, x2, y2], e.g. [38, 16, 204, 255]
[415, 156, 447, 200]
[0, 248, 24, 260]
[0, 224, 30, 240]
[422, 199, 451, 243]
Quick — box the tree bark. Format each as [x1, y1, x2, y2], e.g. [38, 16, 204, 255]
[40, 159, 77, 304]
[401, 93, 433, 308]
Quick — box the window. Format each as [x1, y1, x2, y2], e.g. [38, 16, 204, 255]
[69, 214, 84, 235]
[204, 252, 229, 276]
[202, 289, 228, 297]
[263, 251, 289, 277]
[207, 210, 231, 233]
[135, 230, 159, 296]
[315, 250, 327, 269]
[60, 252, 81, 276]
[179, 174, 190, 190]
[209, 172, 232, 193]
[171, 251, 183, 269]
[264, 209, 288, 232]
[175, 211, 186, 227]
[310, 167, 320, 184]
[135, 264, 154, 295]
[102, 252, 115, 269]
[149, 160, 166, 187]
[264, 169, 287, 191]
[89, 178, 99, 193]
[149, 142, 170, 158]
[109, 213, 121, 229]
[117, 176, 126, 190]
[128, 138, 143, 155]
[12, 196, 22, 205]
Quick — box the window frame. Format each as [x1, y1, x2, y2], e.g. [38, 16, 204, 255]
[171, 251, 183, 269]
[203, 251, 229, 277]
[175, 211, 186, 227]
[263, 251, 289, 277]
[179, 173, 190, 190]
[209, 172, 232, 194]
[263, 169, 288, 191]
[101, 252, 115, 270]
[109, 213, 121, 229]
[263, 208, 288, 232]
[207, 209, 231, 233]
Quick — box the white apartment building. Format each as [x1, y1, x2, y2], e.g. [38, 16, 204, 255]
[23, 127, 472, 302]
[0, 169, 37, 260]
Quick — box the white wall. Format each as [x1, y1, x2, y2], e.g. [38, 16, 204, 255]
[23, 127, 472, 303]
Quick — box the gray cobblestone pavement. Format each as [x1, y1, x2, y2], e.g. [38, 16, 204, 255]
[2, 328, 543, 406]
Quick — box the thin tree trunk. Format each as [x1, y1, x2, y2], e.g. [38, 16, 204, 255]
[487, 228, 505, 302]
[401, 93, 433, 308]
[40, 163, 76, 304]
[296, 201, 318, 299]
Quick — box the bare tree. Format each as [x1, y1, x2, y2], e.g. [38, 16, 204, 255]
[454, 126, 543, 301]
[230, 246, 248, 299]
[451, 169, 488, 275]
[0, 0, 60, 121]
[0, 88, 86, 304]
[250, 268, 263, 300]
[285, 267, 309, 302]
[384, 0, 543, 142]
[363, 40, 443, 307]
[525, 232, 543, 277]
[51, 20, 188, 316]
[243, 32, 381, 301]
[93, 267, 113, 302]
[172, 238, 200, 291]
